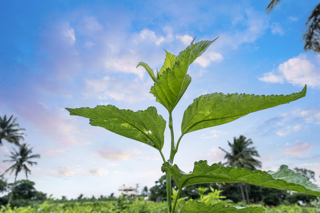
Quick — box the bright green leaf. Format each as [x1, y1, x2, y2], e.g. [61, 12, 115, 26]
[180, 201, 265, 213]
[158, 50, 176, 77]
[66, 105, 166, 150]
[136, 62, 157, 82]
[151, 37, 219, 112]
[162, 160, 320, 196]
[181, 85, 307, 134]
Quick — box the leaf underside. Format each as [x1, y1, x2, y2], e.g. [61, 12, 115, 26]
[136, 62, 157, 82]
[180, 201, 265, 213]
[181, 85, 307, 134]
[65, 105, 166, 150]
[162, 160, 320, 196]
[151, 37, 219, 112]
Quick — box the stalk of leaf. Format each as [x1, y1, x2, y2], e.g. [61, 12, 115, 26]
[66, 37, 319, 213]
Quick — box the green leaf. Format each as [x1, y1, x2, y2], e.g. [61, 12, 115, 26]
[151, 37, 219, 112]
[136, 62, 157, 82]
[181, 85, 307, 134]
[180, 201, 265, 213]
[158, 49, 176, 77]
[161, 160, 320, 196]
[65, 105, 166, 150]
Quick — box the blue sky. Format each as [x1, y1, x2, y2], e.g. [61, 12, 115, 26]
[0, 0, 320, 200]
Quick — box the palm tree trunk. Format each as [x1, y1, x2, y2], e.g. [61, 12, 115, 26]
[244, 183, 250, 205]
[239, 182, 246, 206]
[7, 173, 18, 205]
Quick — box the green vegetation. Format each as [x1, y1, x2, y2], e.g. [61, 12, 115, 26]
[65, 36, 320, 213]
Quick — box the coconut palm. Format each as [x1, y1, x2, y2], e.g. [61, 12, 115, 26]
[267, 0, 320, 53]
[219, 135, 262, 205]
[0, 115, 26, 147]
[2, 143, 40, 205]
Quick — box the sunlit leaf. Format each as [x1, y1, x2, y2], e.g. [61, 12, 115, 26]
[151, 37, 219, 112]
[162, 160, 320, 196]
[136, 62, 157, 82]
[158, 50, 176, 77]
[181, 85, 307, 134]
[180, 201, 265, 213]
[66, 105, 166, 150]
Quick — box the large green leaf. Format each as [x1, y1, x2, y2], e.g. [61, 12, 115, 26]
[65, 106, 166, 150]
[180, 201, 265, 213]
[161, 160, 320, 196]
[151, 37, 219, 112]
[181, 85, 307, 134]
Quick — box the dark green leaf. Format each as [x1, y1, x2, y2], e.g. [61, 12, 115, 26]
[162, 160, 320, 196]
[181, 85, 307, 134]
[66, 106, 166, 150]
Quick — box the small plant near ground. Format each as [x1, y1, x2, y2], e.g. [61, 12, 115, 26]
[66, 36, 320, 213]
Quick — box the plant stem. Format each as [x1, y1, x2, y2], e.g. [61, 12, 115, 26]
[159, 151, 166, 163]
[171, 187, 182, 213]
[166, 112, 176, 212]
[166, 173, 172, 213]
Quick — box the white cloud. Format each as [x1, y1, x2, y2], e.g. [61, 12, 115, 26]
[276, 124, 307, 136]
[46, 167, 108, 177]
[270, 22, 285, 36]
[82, 75, 153, 103]
[97, 148, 141, 160]
[201, 130, 227, 139]
[139, 29, 166, 46]
[258, 72, 284, 83]
[176, 35, 193, 45]
[259, 55, 320, 87]
[60, 22, 76, 44]
[105, 56, 145, 78]
[206, 147, 226, 163]
[194, 51, 224, 67]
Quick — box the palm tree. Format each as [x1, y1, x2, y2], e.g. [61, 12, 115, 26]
[219, 135, 262, 205]
[0, 115, 26, 147]
[2, 143, 40, 205]
[267, 0, 320, 54]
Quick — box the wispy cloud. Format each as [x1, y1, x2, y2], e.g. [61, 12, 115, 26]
[82, 76, 154, 103]
[46, 167, 108, 177]
[270, 22, 285, 36]
[201, 130, 227, 139]
[252, 107, 320, 136]
[96, 148, 141, 160]
[283, 140, 313, 155]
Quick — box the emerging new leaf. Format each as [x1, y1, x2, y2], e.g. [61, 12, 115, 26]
[66, 106, 166, 150]
[161, 160, 320, 196]
[180, 201, 265, 213]
[181, 85, 307, 134]
[136, 62, 157, 82]
[150, 37, 219, 112]
[158, 49, 176, 77]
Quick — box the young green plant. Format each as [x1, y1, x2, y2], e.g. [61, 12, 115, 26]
[66, 37, 320, 213]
